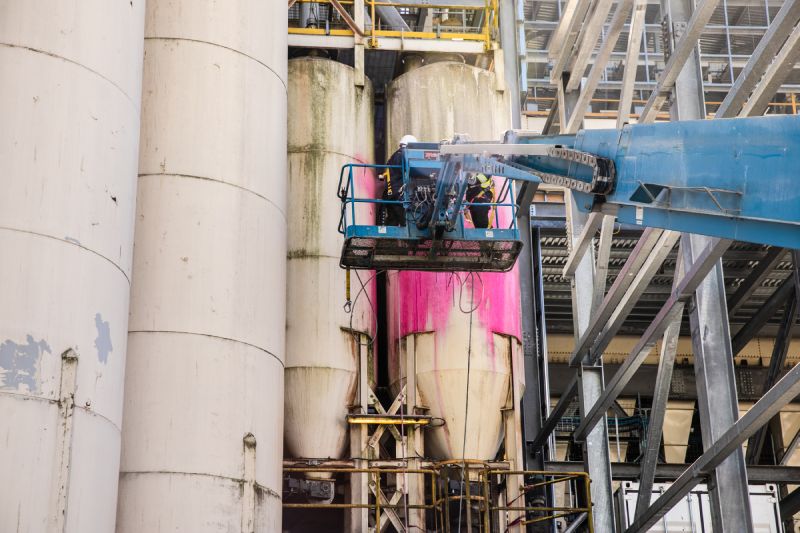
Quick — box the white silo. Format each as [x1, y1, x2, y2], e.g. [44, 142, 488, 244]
[0, 3, 146, 532]
[116, 0, 288, 530]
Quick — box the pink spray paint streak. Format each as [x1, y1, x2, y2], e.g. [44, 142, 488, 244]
[387, 178, 522, 371]
[351, 154, 378, 337]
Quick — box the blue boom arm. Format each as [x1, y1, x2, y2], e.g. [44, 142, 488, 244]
[338, 114, 800, 272]
[458, 114, 800, 249]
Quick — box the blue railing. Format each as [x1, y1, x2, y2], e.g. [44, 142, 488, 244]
[337, 162, 520, 237]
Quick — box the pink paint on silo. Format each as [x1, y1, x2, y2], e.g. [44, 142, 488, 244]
[387, 201, 521, 347]
[385, 61, 522, 461]
[386, 192, 522, 460]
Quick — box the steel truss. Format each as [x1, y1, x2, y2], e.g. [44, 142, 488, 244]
[522, 0, 800, 530]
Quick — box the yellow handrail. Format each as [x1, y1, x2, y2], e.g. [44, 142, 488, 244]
[282, 464, 594, 532]
[289, 0, 496, 49]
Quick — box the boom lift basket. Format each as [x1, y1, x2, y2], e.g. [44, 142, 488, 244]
[337, 158, 522, 273]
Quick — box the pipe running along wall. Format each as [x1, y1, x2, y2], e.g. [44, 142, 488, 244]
[0, 3, 146, 531]
[116, 1, 288, 530]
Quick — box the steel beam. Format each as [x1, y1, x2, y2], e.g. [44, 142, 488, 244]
[564, 0, 636, 132]
[634, 249, 685, 519]
[638, 0, 720, 122]
[530, 375, 578, 450]
[579, 230, 681, 366]
[746, 291, 798, 464]
[564, 513, 588, 533]
[731, 276, 795, 356]
[572, 237, 730, 440]
[562, 211, 605, 277]
[576, 363, 615, 532]
[500, 0, 523, 129]
[641, 0, 754, 523]
[625, 360, 800, 533]
[781, 486, 800, 521]
[684, 234, 753, 533]
[727, 247, 786, 316]
[549, 0, 595, 84]
[542, 100, 560, 134]
[715, 0, 800, 117]
[565, 0, 620, 92]
[544, 461, 800, 483]
[741, 22, 800, 116]
[782, 427, 800, 466]
[516, 183, 549, 469]
[286, 33, 487, 52]
[617, 0, 648, 128]
[329, 0, 366, 35]
[568, 228, 665, 366]
[566, 189, 615, 533]
[593, 215, 616, 311]
[547, 0, 584, 56]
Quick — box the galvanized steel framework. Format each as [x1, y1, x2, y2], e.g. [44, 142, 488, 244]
[525, 0, 800, 118]
[526, 0, 800, 530]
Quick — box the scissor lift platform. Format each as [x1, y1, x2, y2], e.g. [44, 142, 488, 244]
[340, 225, 522, 272]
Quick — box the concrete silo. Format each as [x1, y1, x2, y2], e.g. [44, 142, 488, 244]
[385, 61, 523, 462]
[285, 57, 376, 472]
[116, 0, 288, 530]
[0, 3, 145, 532]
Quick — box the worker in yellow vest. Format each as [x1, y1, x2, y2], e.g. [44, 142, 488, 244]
[378, 134, 417, 226]
[465, 172, 495, 228]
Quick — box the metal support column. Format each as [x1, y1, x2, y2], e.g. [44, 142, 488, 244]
[504, 339, 528, 529]
[500, 0, 523, 128]
[660, 0, 752, 524]
[684, 233, 753, 532]
[634, 252, 685, 519]
[354, 0, 366, 87]
[567, 192, 616, 533]
[517, 182, 557, 531]
[346, 334, 372, 532]
[558, 75, 615, 533]
[518, 185, 548, 470]
[617, 0, 647, 128]
[403, 335, 425, 531]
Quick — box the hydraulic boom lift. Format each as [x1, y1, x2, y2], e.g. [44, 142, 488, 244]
[339, 114, 800, 272]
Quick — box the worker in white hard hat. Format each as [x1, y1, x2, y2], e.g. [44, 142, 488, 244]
[465, 172, 495, 228]
[378, 135, 418, 226]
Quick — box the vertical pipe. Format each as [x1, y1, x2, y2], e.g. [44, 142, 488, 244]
[0, 3, 145, 532]
[117, 0, 287, 530]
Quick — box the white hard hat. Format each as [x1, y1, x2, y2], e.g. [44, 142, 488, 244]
[399, 134, 418, 147]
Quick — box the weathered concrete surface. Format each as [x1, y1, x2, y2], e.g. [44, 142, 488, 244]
[0, 2, 145, 531]
[386, 62, 522, 461]
[117, 0, 287, 530]
[285, 57, 375, 471]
